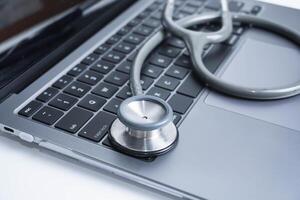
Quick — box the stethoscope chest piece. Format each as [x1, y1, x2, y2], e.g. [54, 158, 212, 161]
[108, 95, 178, 158]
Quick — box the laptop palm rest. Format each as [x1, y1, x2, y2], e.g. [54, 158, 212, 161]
[205, 37, 300, 131]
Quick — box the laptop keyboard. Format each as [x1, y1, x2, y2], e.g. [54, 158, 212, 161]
[18, 0, 261, 154]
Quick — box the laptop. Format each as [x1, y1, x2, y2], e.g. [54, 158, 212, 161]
[0, 0, 299, 199]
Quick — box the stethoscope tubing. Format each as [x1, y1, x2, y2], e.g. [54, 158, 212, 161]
[110, 0, 300, 158]
[130, 10, 300, 100]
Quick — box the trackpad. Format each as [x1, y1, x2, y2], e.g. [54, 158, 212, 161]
[205, 38, 300, 131]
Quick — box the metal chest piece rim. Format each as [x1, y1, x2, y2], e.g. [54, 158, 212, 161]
[108, 95, 178, 158]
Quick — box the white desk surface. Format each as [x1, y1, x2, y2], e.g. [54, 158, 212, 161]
[0, 1, 299, 200]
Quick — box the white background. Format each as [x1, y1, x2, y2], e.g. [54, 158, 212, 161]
[0, 1, 299, 200]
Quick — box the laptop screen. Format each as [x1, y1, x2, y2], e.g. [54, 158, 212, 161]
[0, 0, 86, 49]
[0, 0, 135, 99]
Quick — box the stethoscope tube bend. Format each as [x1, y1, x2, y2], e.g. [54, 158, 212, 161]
[135, 0, 300, 100]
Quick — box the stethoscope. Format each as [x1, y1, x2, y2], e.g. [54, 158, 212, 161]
[108, 0, 300, 158]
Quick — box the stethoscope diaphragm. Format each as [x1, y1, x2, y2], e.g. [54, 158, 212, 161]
[108, 95, 178, 158]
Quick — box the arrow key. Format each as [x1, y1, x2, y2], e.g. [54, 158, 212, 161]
[33, 106, 63, 125]
[49, 94, 78, 111]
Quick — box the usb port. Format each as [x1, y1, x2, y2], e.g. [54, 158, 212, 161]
[3, 126, 14, 133]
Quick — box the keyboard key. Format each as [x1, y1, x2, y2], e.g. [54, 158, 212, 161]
[90, 60, 114, 74]
[78, 112, 116, 142]
[81, 53, 99, 65]
[105, 71, 129, 86]
[204, 44, 231, 73]
[141, 76, 154, 90]
[64, 81, 91, 98]
[233, 27, 244, 35]
[104, 98, 122, 114]
[229, 1, 244, 12]
[205, 0, 221, 10]
[78, 94, 106, 112]
[158, 45, 181, 58]
[117, 26, 132, 36]
[177, 74, 203, 98]
[173, 113, 182, 125]
[203, 22, 222, 32]
[67, 64, 86, 77]
[53, 75, 73, 89]
[127, 51, 138, 62]
[134, 25, 153, 36]
[143, 18, 161, 28]
[94, 44, 110, 55]
[149, 54, 172, 68]
[116, 86, 132, 99]
[174, 0, 185, 7]
[55, 107, 93, 133]
[166, 65, 188, 80]
[106, 34, 121, 45]
[187, 0, 204, 7]
[146, 2, 159, 11]
[168, 94, 193, 114]
[180, 5, 198, 14]
[167, 37, 185, 49]
[37, 87, 59, 102]
[175, 54, 192, 68]
[155, 0, 164, 4]
[117, 61, 132, 74]
[124, 34, 145, 45]
[78, 70, 103, 86]
[225, 35, 239, 46]
[251, 5, 262, 15]
[103, 51, 125, 64]
[142, 64, 163, 78]
[127, 17, 142, 27]
[155, 76, 180, 91]
[138, 10, 152, 19]
[49, 94, 78, 111]
[147, 87, 171, 100]
[114, 42, 135, 54]
[151, 10, 163, 20]
[19, 101, 42, 117]
[174, 11, 189, 20]
[33, 106, 63, 125]
[92, 82, 118, 98]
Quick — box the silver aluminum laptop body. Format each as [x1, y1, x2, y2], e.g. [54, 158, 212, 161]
[0, 0, 299, 199]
